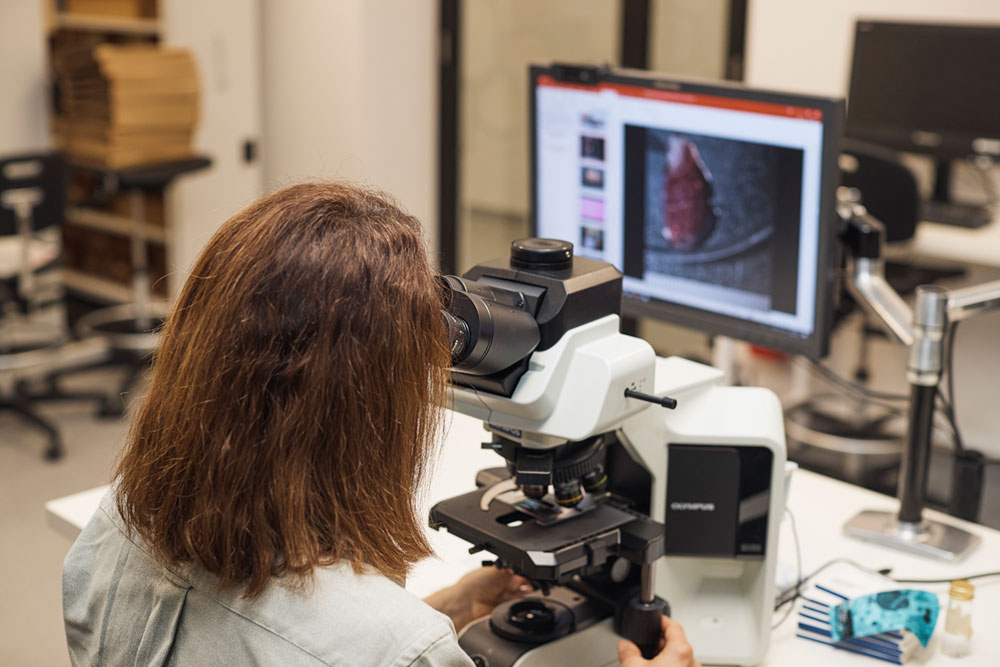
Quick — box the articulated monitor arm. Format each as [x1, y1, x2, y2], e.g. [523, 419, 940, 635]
[838, 189, 1000, 559]
[838, 191, 914, 346]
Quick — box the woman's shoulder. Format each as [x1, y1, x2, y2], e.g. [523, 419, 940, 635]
[67, 489, 464, 665]
[212, 562, 460, 666]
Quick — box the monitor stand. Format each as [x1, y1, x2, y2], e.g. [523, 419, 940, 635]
[844, 509, 980, 561]
[922, 159, 993, 228]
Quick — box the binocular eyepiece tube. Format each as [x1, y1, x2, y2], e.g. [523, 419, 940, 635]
[440, 275, 540, 377]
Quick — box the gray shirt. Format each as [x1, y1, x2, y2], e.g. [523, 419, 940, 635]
[63, 489, 474, 666]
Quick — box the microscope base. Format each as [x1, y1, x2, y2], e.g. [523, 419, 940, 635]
[460, 615, 619, 667]
[844, 509, 980, 561]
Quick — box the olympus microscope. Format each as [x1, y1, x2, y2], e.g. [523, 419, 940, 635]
[432, 238, 789, 667]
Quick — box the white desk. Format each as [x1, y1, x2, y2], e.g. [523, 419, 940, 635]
[902, 218, 1000, 269]
[47, 411, 1000, 665]
[45, 485, 112, 541]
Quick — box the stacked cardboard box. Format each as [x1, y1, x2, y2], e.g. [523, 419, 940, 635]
[65, 0, 158, 20]
[54, 44, 199, 169]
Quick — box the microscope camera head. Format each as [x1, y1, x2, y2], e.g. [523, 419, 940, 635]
[441, 239, 657, 448]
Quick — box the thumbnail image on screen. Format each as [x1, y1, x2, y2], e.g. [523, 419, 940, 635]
[623, 126, 804, 315]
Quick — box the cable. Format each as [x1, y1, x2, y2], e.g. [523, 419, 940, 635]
[799, 357, 909, 403]
[936, 390, 964, 454]
[892, 571, 1000, 584]
[776, 558, 1000, 610]
[774, 557, 880, 613]
[943, 322, 965, 452]
[772, 509, 802, 629]
[795, 359, 909, 418]
[796, 357, 959, 440]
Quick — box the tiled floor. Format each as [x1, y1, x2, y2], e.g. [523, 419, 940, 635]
[0, 369, 129, 667]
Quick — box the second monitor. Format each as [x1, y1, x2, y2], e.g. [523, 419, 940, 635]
[531, 65, 844, 358]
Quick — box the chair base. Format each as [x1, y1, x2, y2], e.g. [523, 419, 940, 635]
[44, 352, 147, 419]
[4, 377, 109, 462]
[785, 395, 904, 487]
[0, 398, 62, 461]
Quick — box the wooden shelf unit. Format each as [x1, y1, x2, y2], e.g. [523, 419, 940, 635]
[56, 13, 160, 35]
[45, 0, 173, 307]
[62, 268, 135, 303]
[65, 206, 167, 244]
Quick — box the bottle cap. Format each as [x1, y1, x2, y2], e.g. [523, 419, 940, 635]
[949, 579, 974, 601]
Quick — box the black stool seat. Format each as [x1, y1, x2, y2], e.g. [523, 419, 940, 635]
[72, 156, 212, 190]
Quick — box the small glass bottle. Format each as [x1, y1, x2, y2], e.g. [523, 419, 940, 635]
[941, 579, 974, 658]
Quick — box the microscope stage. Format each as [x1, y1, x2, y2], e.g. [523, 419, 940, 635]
[430, 485, 640, 582]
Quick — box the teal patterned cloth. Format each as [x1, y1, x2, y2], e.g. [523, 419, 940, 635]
[830, 590, 940, 648]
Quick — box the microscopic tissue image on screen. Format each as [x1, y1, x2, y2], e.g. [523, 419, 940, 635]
[623, 125, 805, 313]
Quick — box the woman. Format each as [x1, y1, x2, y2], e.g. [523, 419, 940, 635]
[63, 182, 697, 666]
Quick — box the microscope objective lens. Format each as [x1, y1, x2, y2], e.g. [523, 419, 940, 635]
[554, 480, 583, 507]
[521, 485, 548, 500]
[582, 465, 608, 493]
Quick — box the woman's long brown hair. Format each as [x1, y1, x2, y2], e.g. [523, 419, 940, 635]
[115, 182, 450, 598]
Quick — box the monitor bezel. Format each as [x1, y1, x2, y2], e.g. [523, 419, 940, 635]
[529, 64, 844, 359]
[845, 21, 1000, 159]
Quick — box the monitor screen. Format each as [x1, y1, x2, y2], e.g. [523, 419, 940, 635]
[846, 21, 1000, 158]
[531, 65, 844, 358]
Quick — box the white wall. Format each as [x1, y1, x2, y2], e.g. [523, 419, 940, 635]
[746, 0, 1000, 98]
[261, 0, 438, 254]
[649, 0, 728, 80]
[163, 0, 264, 291]
[0, 0, 50, 155]
[461, 1, 619, 222]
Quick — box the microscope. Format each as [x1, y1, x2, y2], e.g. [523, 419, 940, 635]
[433, 238, 789, 667]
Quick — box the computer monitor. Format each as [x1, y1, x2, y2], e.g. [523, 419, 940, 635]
[847, 21, 1000, 160]
[846, 21, 1000, 224]
[530, 65, 844, 358]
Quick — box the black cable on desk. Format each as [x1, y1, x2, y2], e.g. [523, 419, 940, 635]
[773, 557, 879, 613]
[776, 559, 1000, 614]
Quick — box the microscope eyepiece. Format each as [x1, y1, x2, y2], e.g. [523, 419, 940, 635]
[442, 311, 471, 362]
[439, 275, 540, 376]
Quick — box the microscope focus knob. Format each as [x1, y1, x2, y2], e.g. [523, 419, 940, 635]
[510, 238, 573, 272]
[617, 594, 669, 660]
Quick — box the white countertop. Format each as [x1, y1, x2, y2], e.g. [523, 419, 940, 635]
[48, 411, 1000, 665]
[898, 218, 1000, 269]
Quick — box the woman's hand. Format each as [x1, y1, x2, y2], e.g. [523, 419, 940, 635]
[617, 616, 701, 667]
[423, 567, 532, 630]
